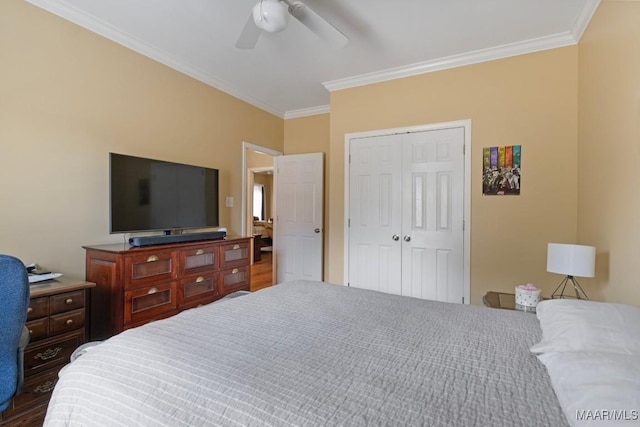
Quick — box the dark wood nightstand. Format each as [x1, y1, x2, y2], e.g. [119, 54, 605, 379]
[482, 291, 538, 313]
[0, 277, 95, 427]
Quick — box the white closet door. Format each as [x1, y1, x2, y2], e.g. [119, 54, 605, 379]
[401, 128, 465, 303]
[348, 127, 465, 303]
[348, 135, 403, 294]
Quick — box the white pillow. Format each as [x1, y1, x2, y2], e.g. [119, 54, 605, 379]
[530, 299, 640, 355]
[538, 351, 640, 427]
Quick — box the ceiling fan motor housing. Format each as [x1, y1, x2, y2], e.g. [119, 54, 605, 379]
[253, 0, 289, 33]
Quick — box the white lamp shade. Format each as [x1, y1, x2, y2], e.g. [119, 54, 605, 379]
[253, 0, 289, 33]
[547, 243, 596, 278]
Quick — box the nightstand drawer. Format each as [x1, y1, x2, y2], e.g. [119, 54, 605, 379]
[26, 297, 48, 321]
[26, 318, 48, 342]
[50, 290, 85, 314]
[1, 368, 60, 420]
[49, 309, 85, 335]
[25, 330, 84, 375]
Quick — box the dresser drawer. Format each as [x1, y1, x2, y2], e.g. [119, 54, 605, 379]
[179, 272, 218, 306]
[1, 368, 60, 420]
[26, 297, 48, 321]
[50, 290, 85, 314]
[125, 282, 177, 324]
[219, 241, 250, 268]
[219, 266, 250, 293]
[25, 330, 84, 375]
[49, 309, 85, 335]
[179, 246, 218, 275]
[26, 318, 48, 342]
[125, 253, 175, 288]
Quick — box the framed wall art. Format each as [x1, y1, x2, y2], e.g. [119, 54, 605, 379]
[482, 145, 521, 195]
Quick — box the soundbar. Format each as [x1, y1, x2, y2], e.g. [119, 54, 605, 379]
[129, 231, 227, 247]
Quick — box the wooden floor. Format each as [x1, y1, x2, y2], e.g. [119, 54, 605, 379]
[250, 251, 273, 292]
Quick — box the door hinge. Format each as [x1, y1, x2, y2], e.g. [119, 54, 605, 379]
[462, 220, 465, 231]
[462, 297, 465, 304]
[349, 154, 351, 164]
[463, 144, 465, 155]
[348, 218, 350, 227]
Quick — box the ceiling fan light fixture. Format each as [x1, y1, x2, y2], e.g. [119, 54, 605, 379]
[252, 0, 289, 33]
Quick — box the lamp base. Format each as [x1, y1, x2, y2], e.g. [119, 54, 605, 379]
[550, 275, 589, 300]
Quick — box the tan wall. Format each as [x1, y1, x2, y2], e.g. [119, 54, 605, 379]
[578, 1, 640, 304]
[284, 114, 331, 278]
[328, 47, 579, 304]
[0, 0, 283, 278]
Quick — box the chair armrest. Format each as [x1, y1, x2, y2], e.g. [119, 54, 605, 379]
[16, 326, 29, 394]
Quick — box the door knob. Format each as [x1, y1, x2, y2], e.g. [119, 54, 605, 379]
[403, 235, 411, 242]
[392, 234, 400, 241]
[314, 228, 320, 233]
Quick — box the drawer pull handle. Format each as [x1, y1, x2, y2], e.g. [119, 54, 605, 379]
[196, 249, 204, 255]
[34, 381, 56, 394]
[196, 276, 205, 283]
[147, 287, 158, 295]
[233, 244, 240, 250]
[29, 329, 33, 335]
[34, 347, 62, 361]
[147, 255, 159, 262]
[27, 307, 33, 313]
[232, 268, 239, 274]
[65, 298, 74, 305]
[66, 319, 74, 326]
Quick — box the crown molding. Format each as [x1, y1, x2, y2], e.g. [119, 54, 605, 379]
[27, 0, 601, 117]
[284, 105, 330, 119]
[25, 0, 286, 118]
[323, 32, 577, 92]
[571, 0, 601, 41]
[323, 0, 600, 92]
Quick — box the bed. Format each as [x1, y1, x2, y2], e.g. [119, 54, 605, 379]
[253, 221, 272, 240]
[43, 281, 640, 426]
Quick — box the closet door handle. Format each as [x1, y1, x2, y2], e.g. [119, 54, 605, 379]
[403, 235, 411, 242]
[392, 235, 400, 241]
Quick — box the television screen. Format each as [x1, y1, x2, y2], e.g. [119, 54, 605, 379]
[110, 153, 219, 233]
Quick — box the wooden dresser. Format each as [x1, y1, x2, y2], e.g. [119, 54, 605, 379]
[84, 237, 251, 340]
[0, 278, 95, 427]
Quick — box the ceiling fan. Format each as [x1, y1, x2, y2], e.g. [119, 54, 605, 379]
[235, 0, 348, 49]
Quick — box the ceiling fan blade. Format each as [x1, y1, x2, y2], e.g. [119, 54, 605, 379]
[235, 12, 262, 49]
[288, 2, 348, 48]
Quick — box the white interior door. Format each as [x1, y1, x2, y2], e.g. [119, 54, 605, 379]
[274, 153, 324, 283]
[348, 126, 466, 304]
[348, 135, 402, 294]
[401, 128, 465, 303]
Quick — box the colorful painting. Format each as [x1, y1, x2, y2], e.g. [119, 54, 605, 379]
[482, 145, 521, 195]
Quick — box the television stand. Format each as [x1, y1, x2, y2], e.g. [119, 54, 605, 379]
[84, 236, 251, 340]
[129, 230, 226, 247]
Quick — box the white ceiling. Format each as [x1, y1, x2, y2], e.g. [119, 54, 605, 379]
[27, 0, 600, 118]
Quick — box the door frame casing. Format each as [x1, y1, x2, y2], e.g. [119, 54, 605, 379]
[343, 119, 472, 304]
[241, 141, 282, 237]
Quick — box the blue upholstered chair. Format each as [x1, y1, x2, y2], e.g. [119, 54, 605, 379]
[0, 255, 30, 412]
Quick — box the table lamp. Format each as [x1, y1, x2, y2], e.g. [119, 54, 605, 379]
[547, 243, 596, 300]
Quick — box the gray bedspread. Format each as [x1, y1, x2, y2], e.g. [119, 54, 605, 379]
[44, 281, 567, 426]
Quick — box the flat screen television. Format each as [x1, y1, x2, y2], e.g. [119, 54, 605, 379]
[110, 153, 219, 234]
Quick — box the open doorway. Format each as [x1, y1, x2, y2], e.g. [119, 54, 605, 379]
[242, 142, 281, 290]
